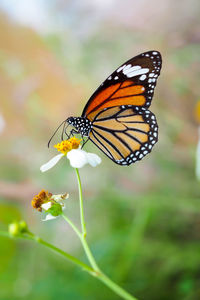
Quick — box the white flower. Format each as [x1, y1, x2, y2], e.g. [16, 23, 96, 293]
[40, 153, 64, 172]
[67, 149, 101, 168]
[86, 152, 102, 167]
[41, 201, 52, 210]
[40, 149, 101, 172]
[42, 214, 57, 221]
[41, 201, 57, 221]
[51, 193, 69, 201]
[32, 190, 68, 221]
[41, 199, 66, 221]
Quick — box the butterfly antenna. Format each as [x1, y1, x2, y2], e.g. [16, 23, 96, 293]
[48, 120, 67, 148]
[62, 122, 69, 140]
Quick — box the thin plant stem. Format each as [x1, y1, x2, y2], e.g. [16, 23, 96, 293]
[98, 272, 138, 300]
[62, 214, 82, 238]
[62, 214, 100, 271]
[74, 168, 100, 270]
[75, 168, 87, 236]
[79, 235, 100, 272]
[0, 229, 138, 300]
[0, 231, 94, 275]
[70, 169, 138, 300]
[0, 165, 139, 299]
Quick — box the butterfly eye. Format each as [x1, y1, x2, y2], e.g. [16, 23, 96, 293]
[67, 117, 74, 124]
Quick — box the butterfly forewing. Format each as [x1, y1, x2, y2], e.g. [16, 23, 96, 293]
[89, 107, 158, 165]
[64, 50, 162, 165]
[82, 50, 162, 119]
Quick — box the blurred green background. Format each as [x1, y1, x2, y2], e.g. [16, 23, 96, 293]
[0, 1, 200, 299]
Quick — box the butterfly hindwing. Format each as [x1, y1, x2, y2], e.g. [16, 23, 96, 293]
[82, 50, 162, 119]
[64, 50, 162, 165]
[88, 106, 158, 165]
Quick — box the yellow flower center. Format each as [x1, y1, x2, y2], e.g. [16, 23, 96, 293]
[54, 137, 82, 155]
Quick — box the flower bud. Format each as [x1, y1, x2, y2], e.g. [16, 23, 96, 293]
[8, 220, 29, 236]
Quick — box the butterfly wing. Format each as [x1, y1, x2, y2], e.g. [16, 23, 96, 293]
[89, 107, 158, 165]
[82, 50, 162, 120]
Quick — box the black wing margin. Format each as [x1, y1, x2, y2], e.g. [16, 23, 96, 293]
[88, 106, 158, 166]
[82, 50, 162, 117]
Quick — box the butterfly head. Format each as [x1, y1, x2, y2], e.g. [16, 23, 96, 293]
[67, 116, 76, 125]
[67, 116, 92, 137]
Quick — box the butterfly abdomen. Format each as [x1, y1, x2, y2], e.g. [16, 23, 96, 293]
[67, 116, 92, 137]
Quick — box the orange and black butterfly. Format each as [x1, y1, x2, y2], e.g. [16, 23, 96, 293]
[57, 50, 162, 166]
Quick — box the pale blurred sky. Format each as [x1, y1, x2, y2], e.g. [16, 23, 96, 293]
[0, 0, 50, 32]
[0, 0, 115, 34]
[0, 0, 199, 39]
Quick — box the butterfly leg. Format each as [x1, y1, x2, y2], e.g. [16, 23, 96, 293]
[81, 138, 89, 149]
[64, 133, 70, 140]
[69, 129, 79, 138]
[63, 122, 71, 140]
[63, 129, 70, 140]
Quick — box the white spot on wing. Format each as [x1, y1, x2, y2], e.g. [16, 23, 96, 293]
[117, 65, 126, 73]
[123, 64, 132, 72]
[126, 68, 149, 78]
[123, 65, 141, 75]
[139, 74, 146, 81]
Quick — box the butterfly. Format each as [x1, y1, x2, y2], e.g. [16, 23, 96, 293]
[51, 50, 162, 166]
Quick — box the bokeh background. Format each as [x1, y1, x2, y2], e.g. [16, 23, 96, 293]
[1, 1, 200, 299]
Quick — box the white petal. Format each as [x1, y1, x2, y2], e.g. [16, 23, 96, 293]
[86, 153, 101, 167]
[40, 154, 64, 172]
[52, 193, 69, 201]
[42, 214, 57, 221]
[67, 149, 88, 168]
[41, 202, 52, 210]
[61, 202, 66, 211]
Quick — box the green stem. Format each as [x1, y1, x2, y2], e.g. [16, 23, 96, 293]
[70, 169, 138, 300]
[80, 235, 100, 272]
[98, 272, 138, 300]
[74, 169, 99, 269]
[61, 214, 137, 300]
[1, 230, 138, 299]
[62, 214, 82, 238]
[62, 214, 100, 271]
[0, 231, 93, 275]
[75, 168, 87, 237]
